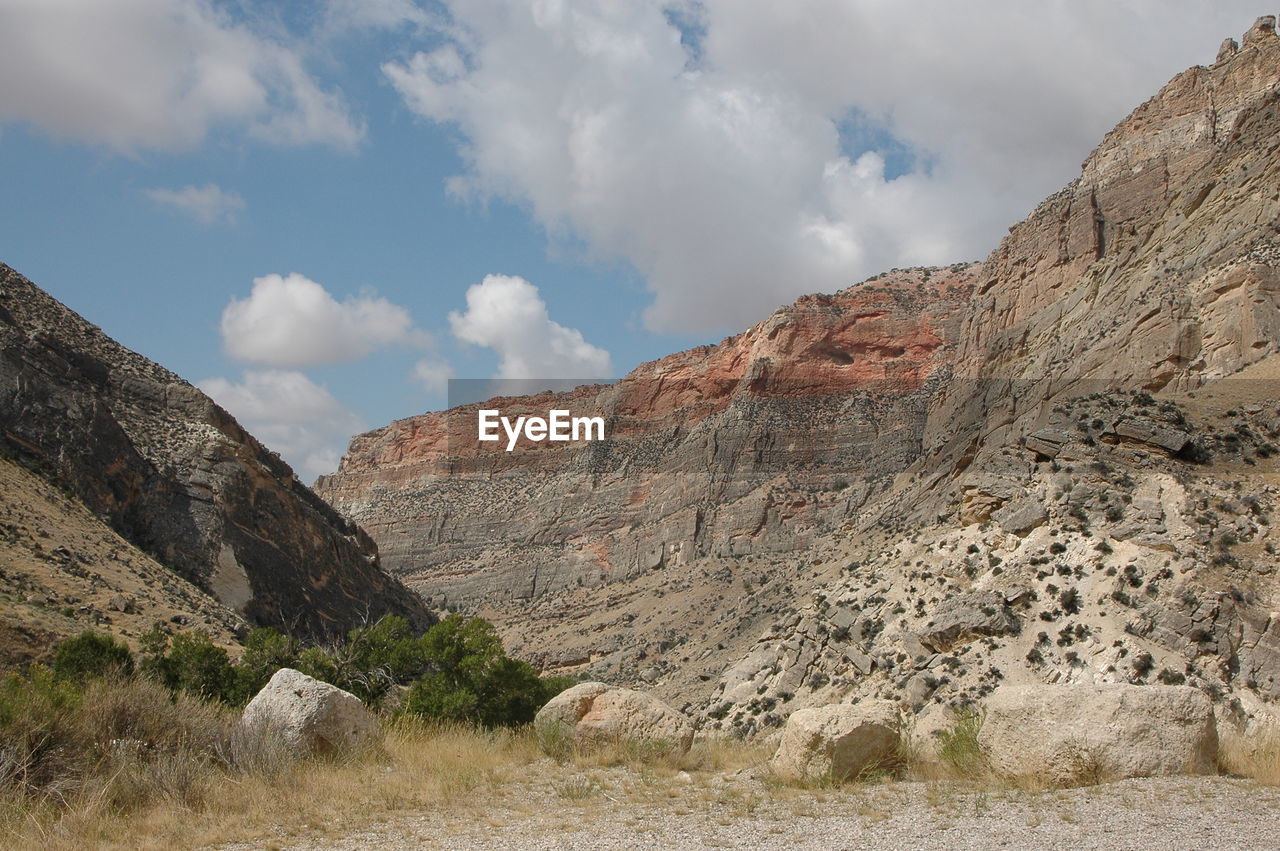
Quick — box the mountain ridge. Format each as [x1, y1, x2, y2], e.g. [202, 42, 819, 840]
[0, 263, 432, 643]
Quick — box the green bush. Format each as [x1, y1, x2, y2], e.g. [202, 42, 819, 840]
[401, 615, 573, 727]
[105, 614, 567, 722]
[140, 626, 244, 705]
[53, 631, 135, 683]
[234, 627, 301, 697]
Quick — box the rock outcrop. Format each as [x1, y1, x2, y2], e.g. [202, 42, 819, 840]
[769, 700, 900, 782]
[920, 17, 1280, 496]
[979, 683, 1218, 782]
[0, 265, 431, 641]
[240, 668, 380, 755]
[316, 266, 974, 612]
[534, 681, 694, 753]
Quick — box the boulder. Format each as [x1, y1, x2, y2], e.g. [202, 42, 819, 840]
[920, 590, 1019, 651]
[979, 684, 1217, 783]
[1108, 416, 1190, 454]
[992, 497, 1048, 536]
[534, 682, 694, 753]
[770, 700, 900, 782]
[239, 668, 379, 756]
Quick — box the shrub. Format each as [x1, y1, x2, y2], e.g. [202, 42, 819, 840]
[0, 665, 86, 797]
[401, 615, 572, 727]
[53, 631, 135, 683]
[234, 627, 300, 697]
[141, 626, 244, 705]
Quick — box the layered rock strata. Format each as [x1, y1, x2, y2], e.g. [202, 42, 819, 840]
[318, 267, 975, 605]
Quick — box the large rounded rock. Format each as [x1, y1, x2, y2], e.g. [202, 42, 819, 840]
[240, 668, 380, 756]
[979, 683, 1217, 783]
[534, 682, 694, 753]
[770, 700, 900, 782]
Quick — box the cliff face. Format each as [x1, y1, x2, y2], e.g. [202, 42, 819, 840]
[908, 18, 1280, 525]
[0, 265, 431, 641]
[317, 266, 974, 607]
[320, 21, 1280, 731]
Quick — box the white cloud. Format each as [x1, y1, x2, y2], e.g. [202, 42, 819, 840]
[449, 274, 612, 379]
[386, 1, 1265, 333]
[199, 369, 364, 481]
[220, 272, 432, 367]
[145, 183, 244, 224]
[0, 0, 362, 152]
[412, 358, 454, 395]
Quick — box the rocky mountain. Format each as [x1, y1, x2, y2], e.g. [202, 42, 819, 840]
[317, 263, 975, 605]
[317, 19, 1280, 737]
[0, 264, 431, 644]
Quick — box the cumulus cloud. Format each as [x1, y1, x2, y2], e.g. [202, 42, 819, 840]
[385, 0, 1264, 333]
[220, 272, 431, 367]
[199, 369, 364, 481]
[449, 274, 612, 379]
[145, 183, 244, 224]
[0, 0, 362, 152]
[412, 358, 454, 395]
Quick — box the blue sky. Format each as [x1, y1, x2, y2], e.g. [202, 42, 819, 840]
[0, 1, 1266, 479]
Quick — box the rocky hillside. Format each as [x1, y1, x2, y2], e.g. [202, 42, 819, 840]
[0, 452, 245, 665]
[317, 264, 974, 606]
[0, 264, 431, 642]
[317, 19, 1280, 737]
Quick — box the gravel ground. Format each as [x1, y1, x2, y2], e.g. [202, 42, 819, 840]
[221, 773, 1280, 850]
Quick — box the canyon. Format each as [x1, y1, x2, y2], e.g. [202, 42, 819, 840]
[316, 18, 1280, 736]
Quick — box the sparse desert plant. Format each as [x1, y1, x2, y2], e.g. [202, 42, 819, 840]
[554, 775, 601, 800]
[1058, 741, 1113, 787]
[936, 706, 988, 779]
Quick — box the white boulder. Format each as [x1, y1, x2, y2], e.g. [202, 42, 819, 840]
[240, 668, 380, 756]
[534, 681, 694, 753]
[979, 683, 1217, 783]
[770, 700, 900, 782]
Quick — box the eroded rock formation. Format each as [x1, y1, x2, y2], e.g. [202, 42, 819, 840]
[318, 266, 975, 605]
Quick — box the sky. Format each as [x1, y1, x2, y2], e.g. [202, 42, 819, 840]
[0, 1, 1268, 480]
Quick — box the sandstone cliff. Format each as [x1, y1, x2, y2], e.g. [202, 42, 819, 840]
[317, 265, 974, 607]
[0, 265, 431, 641]
[318, 20, 1280, 736]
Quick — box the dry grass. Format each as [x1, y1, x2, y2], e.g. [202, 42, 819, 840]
[0, 698, 547, 851]
[2, 690, 775, 851]
[1218, 725, 1280, 785]
[560, 735, 767, 777]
